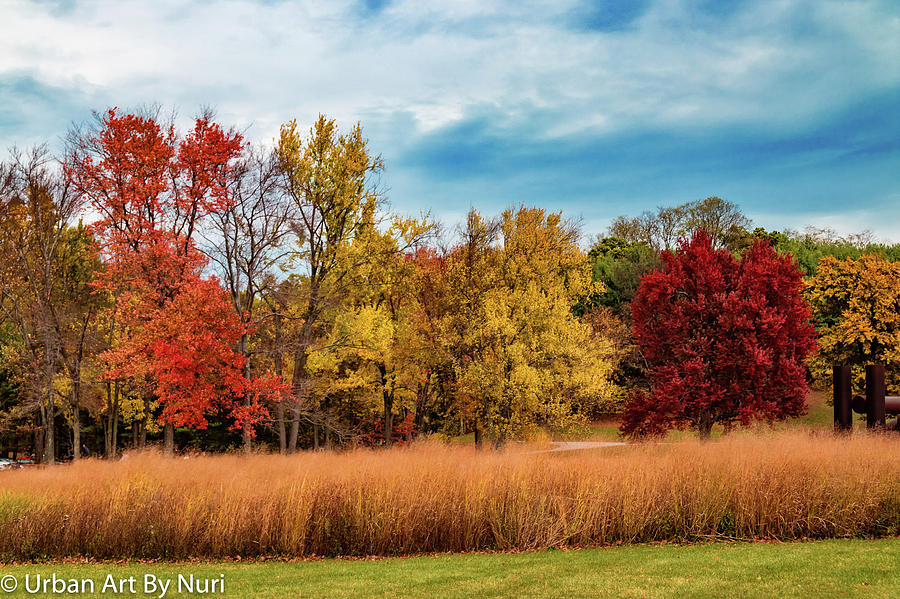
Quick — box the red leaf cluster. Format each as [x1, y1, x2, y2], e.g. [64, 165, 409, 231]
[362, 413, 417, 446]
[621, 231, 817, 438]
[68, 109, 284, 434]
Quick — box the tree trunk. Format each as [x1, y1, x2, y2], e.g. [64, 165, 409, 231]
[72, 404, 81, 460]
[240, 332, 252, 454]
[163, 422, 175, 455]
[287, 336, 308, 455]
[273, 316, 287, 454]
[275, 402, 287, 454]
[40, 385, 55, 464]
[414, 402, 425, 436]
[42, 412, 55, 464]
[104, 381, 119, 459]
[105, 381, 120, 458]
[289, 318, 314, 454]
[34, 426, 43, 463]
[384, 407, 393, 447]
[113, 408, 119, 456]
[313, 424, 319, 450]
[474, 418, 482, 450]
[104, 382, 113, 457]
[40, 339, 57, 464]
[72, 360, 82, 459]
[67, 327, 88, 461]
[379, 364, 393, 448]
[288, 406, 300, 453]
[698, 413, 714, 440]
[414, 379, 429, 436]
[71, 371, 81, 460]
[139, 397, 150, 449]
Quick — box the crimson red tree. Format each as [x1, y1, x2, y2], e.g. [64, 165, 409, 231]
[621, 231, 816, 438]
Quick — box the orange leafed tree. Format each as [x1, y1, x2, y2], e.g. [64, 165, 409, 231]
[67, 108, 280, 451]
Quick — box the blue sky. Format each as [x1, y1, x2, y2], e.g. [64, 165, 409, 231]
[1, 0, 898, 240]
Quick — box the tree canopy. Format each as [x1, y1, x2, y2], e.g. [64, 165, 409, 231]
[621, 231, 816, 438]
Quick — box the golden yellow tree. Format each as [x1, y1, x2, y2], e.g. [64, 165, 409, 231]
[306, 218, 430, 446]
[447, 206, 619, 446]
[276, 115, 384, 450]
[806, 254, 900, 393]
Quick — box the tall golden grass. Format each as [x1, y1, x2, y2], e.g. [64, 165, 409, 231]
[0, 431, 897, 560]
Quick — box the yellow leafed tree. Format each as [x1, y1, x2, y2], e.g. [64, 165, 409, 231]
[448, 206, 619, 445]
[806, 254, 900, 394]
[306, 218, 431, 446]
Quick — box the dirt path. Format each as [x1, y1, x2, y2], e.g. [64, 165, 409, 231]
[527, 441, 626, 454]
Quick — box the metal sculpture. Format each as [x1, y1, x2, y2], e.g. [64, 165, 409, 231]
[833, 364, 900, 431]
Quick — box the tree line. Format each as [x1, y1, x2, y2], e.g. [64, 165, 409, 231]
[2, 108, 898, 461]
[0, 109, 620, 462]
[587, 199, 900, 435]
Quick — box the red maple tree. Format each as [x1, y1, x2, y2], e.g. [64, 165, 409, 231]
[621, 231, 816, 438]
[68, 108, 283, 444]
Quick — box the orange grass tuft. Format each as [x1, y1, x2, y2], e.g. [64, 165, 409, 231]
[0, 431, 897, 560]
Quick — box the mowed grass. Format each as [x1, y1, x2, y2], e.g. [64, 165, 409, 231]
[0, 431, 898, 560]
[560, 390, 841, 442]
[1, 539, 898, 598]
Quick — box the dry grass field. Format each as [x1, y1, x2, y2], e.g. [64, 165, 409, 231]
[0, 431, 897, 560]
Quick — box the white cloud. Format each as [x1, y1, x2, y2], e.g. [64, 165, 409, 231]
[2, 0, 896, 145]
[1, 0, 897, 237]
[753, 198, 900, 244]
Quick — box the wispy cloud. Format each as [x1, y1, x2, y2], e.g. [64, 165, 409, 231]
[1, 0, 898, 238]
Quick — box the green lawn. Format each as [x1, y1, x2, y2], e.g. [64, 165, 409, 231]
[553, 419, 621, 441]
[553, 390, 841, 443]
[1, 539, 897, 598]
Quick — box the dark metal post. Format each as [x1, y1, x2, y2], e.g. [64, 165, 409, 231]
[884, 396, 900, 415]
[833, 365, 852, 432]
[865, 364, 886, 429]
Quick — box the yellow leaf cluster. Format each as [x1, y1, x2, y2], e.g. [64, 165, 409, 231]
[450, 207, 618, 442]
[806, 254, 900, 393]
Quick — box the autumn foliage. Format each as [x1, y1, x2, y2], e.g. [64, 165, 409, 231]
[806, 254, 900, 394]
[12, 106, 900, 459]
[622, 231, 816, 438]
[66, 109, 279, 438]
